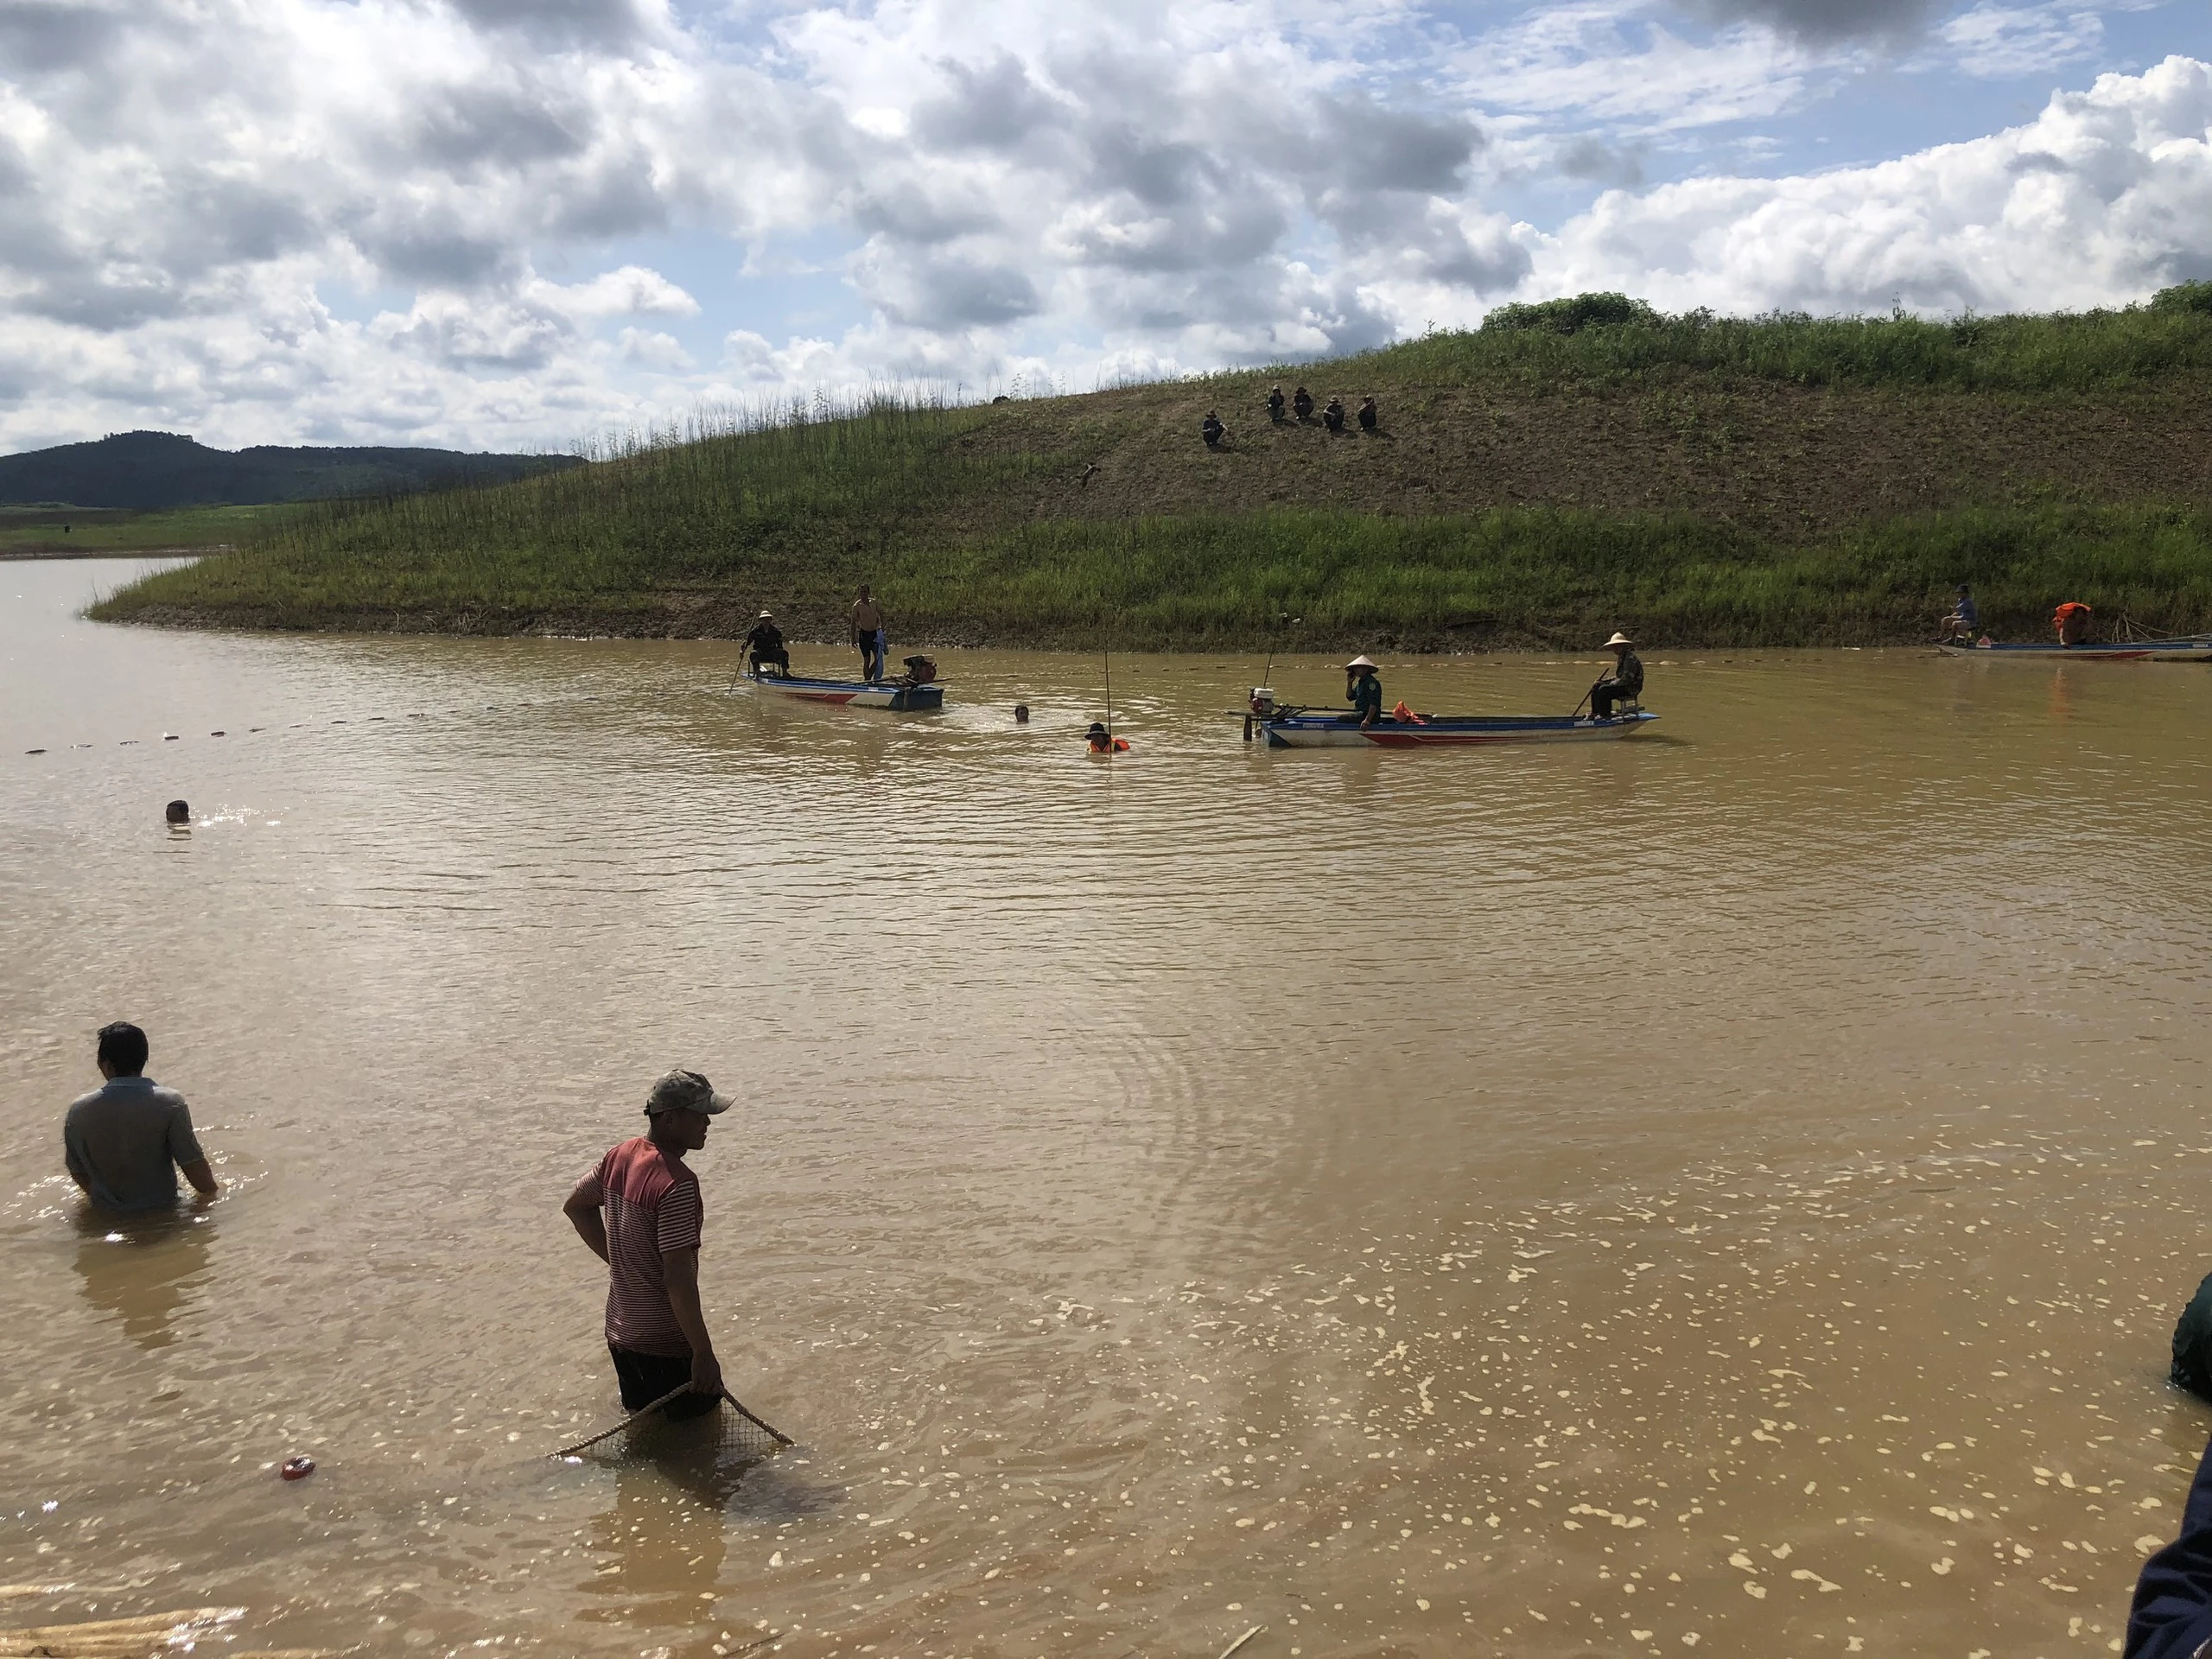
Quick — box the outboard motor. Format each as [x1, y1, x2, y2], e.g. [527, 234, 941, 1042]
[1249, 687, 1275, 716]
[902, 655, 939, 685]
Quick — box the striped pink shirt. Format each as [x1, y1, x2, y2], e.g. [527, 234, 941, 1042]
[570, 1136, 703, 1358]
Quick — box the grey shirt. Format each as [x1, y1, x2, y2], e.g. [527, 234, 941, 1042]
[63, 1077, 205, 1211]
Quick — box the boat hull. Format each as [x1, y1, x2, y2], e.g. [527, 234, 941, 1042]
[745, 670, 944, 710]
[1258, 711, 1656, 748]
[1937, 640, 2212, 662]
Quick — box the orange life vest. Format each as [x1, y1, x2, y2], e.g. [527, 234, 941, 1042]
[2054, 601, 2092, 625]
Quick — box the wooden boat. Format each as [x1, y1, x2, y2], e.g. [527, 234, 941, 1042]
[1936, 637, 2212, 662]
[742, 665, 944, 710]
[1246, 708, 1656, 747]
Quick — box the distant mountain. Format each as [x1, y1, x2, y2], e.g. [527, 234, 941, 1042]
[0, 429, 581, 510]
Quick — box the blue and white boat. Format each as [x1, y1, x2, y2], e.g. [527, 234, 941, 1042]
[742, 664, 944, 711]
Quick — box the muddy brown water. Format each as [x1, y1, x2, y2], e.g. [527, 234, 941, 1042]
[3, 558, 2210, 1658]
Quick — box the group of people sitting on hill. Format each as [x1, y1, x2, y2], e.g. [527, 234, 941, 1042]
[1201, 389, 1379, 449]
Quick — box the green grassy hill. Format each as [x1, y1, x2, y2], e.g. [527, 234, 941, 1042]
[94, 290, 2212, 648]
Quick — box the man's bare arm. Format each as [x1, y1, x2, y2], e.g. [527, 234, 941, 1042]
[564, 1189, 610, 1263]
[662, 1247, 722, 1396]
[180, 1157, 218, 1199]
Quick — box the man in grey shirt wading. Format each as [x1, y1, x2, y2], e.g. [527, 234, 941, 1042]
[64, 1022, 218, 1211]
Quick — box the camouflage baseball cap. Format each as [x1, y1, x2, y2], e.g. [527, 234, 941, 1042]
[644, 1069, 733, 1116]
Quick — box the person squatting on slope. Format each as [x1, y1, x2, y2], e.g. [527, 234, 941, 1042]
[564, 1070, 734, 1422]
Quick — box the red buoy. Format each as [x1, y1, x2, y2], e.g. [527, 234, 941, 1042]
[280, 1457, 315, 1481]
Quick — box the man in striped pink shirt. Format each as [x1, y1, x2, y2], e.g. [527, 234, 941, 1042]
[564, 1069, 732, 1421]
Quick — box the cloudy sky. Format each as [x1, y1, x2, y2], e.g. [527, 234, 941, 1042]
[2, 0, 2209, 454]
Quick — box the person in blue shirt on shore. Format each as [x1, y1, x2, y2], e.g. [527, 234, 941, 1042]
[1344, 655, 1384, 728]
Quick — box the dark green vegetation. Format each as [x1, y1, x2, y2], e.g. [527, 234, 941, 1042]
[96, 294, 2212, 647]
[0, 503, 274, 558]
[0, 429, 577, 511]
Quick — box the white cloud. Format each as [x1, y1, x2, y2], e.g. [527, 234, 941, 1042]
[0, 2, 2207, 454]
[1516, 54, 2212, 315]
[1933, 3, 2105, 79]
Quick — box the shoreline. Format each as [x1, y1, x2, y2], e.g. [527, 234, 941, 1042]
[94, 599, 2095, 653]
[1, 543, 229, 561]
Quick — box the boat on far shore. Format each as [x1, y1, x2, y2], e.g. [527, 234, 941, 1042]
[1936, 636, 2212, 662]
[741, 662, 945, 710]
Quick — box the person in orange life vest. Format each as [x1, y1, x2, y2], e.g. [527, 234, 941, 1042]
[2054, 601, 2094, 645]
[564, 1070, 732, 1421]
[1086, 721, 1128, 753]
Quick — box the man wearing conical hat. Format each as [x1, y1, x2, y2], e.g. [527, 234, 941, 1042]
[1344, 654, 1384, 728]
[742, 608, 789, 677]
[1590, 632, 1643, 721]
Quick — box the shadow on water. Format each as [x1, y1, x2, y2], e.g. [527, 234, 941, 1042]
[69, 1205, 213, 1351]
[570, 1414, 842, 1647]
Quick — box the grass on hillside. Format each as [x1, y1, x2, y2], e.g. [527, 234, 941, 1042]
[88, 292, 2212, 645]
[0, 503, 274, 556]
[1313, 283, 2212, 396]
[96, 498, 2212, 648]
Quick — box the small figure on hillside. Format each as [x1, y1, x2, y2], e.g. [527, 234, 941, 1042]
[743, 610, 790, 677]
[1589, 632, 1644, 721]
[1357, 395, 1379, 433]
[1940, 584, 1979, 644]
[1292, 386, 1315, 423]
[1322, 397, 1346, 434]
[2054, 599, 2094, 647]
[1267, 385, 1287, 423]
[1201, 411, 1227, 449]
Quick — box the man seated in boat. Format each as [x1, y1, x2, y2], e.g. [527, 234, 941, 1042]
[1941, 584, 1979, 644]
[1344, 655, 1384, 728]
[2054, 600, 2094, 646]
[743, 610, 790, 677]
[1590, 632, 1643, 720]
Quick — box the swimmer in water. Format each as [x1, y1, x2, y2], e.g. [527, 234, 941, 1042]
[165, 800, 189, 825]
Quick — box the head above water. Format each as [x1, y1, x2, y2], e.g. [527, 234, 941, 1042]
[165, 799, 189, 824]
[1086, 721, 1108, 737]
[96, 1021, 149, 1078]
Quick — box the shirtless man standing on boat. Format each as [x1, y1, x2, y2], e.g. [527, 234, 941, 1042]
[852, 587, 887, 683]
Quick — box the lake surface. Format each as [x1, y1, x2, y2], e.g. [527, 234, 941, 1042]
[3, 557, 2211, 1658]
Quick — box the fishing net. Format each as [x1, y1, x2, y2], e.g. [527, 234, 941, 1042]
[556, 1389, 790, 1466]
